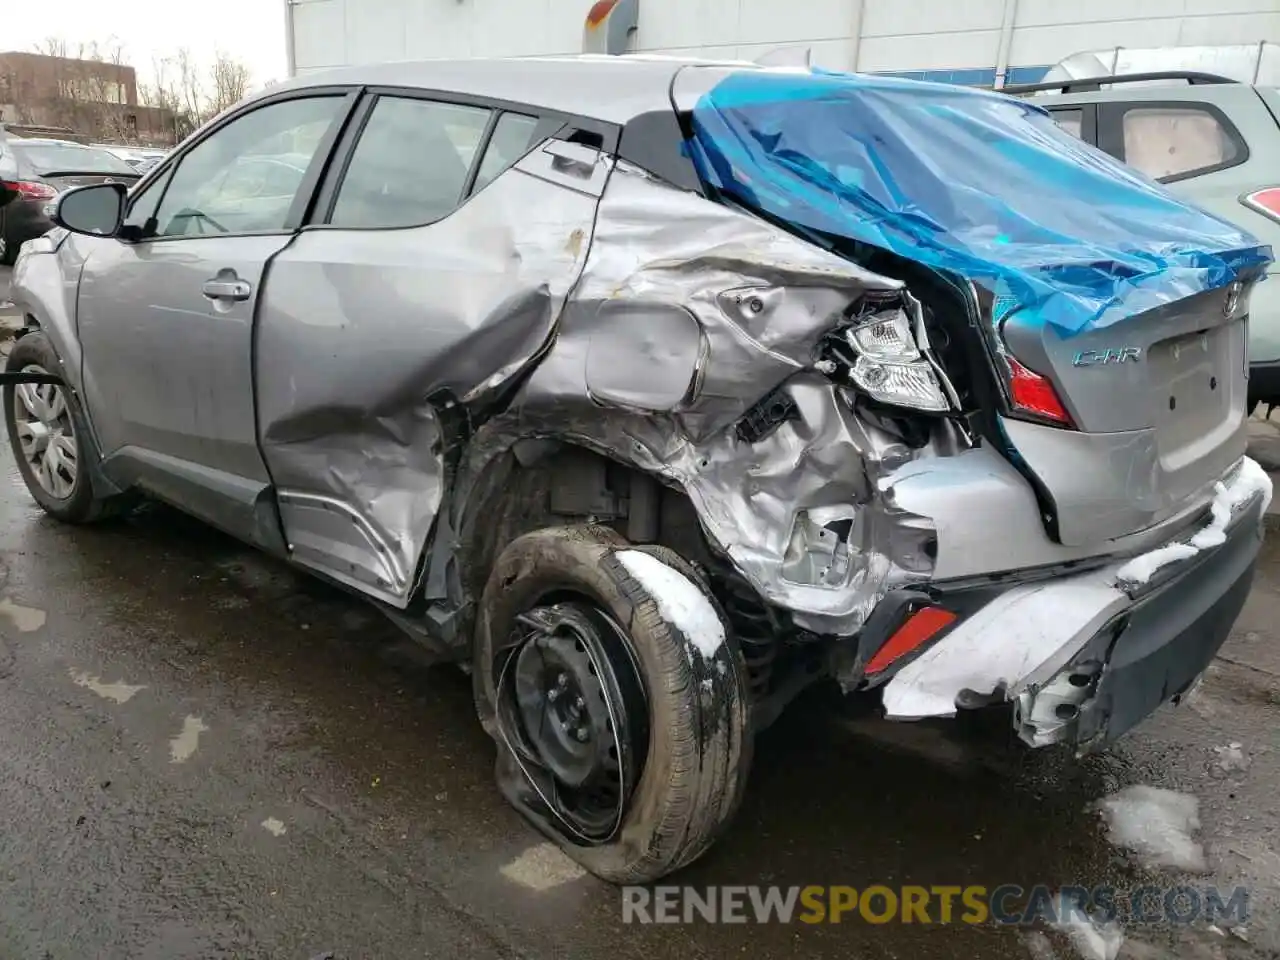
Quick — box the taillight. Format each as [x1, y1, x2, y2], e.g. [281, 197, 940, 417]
[1243, 187, 1280, 223]
[0, 179, 57, 201]
[1007, 357, 1075, 428]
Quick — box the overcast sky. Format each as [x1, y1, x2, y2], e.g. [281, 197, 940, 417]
[6, 0, 288, 91]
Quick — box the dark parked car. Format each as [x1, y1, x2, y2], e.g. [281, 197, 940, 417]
[0, 137, 140, 264]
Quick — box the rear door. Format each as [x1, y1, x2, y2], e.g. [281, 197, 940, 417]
[255, 91, 609, 605]
[75, 90, 356, 545]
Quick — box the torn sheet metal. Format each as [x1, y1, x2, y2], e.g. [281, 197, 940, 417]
[679, 67, 1273, 337]
[254, 144, 607, 604]
[455, 162, 957, 636]
[882, 455, 1269, 722]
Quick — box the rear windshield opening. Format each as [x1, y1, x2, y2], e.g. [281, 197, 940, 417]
[11, 142, 138, 176]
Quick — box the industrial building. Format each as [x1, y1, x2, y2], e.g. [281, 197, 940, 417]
[284, 0, 1280, 86]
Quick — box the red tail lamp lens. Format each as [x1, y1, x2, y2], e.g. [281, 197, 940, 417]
[865, 606, 957, 675]
[1008, 358, 1074, 427]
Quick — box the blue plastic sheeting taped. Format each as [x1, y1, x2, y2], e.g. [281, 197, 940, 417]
[686, 70, 1273, 337]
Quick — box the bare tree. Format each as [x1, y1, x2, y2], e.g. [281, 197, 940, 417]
[208, 51, 251, 116]
[16, 37, 255, 145]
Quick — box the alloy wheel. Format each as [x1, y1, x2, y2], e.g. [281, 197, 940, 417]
[12, 364, 78, 499]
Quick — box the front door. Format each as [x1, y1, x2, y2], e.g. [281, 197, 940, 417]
[76, 92, 353, 544]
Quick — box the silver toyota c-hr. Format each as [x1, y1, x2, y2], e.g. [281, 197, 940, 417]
[5, 54, 1273, 883]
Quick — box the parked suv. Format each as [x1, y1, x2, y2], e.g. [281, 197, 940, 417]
[1007, 71, 1280, 411]
[5, 58, 1272, 883]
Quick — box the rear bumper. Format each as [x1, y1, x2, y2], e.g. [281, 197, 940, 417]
[1, 199, 55, 256]
[860, 457, 1269, 752]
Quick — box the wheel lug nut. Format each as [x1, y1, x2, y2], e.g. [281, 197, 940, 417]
[575, 727, 589, 742]
[547, 687, 560, 702]
[556, 673, 568, 688]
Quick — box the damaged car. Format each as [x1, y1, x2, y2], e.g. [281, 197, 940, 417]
[4, 56, 1273, 884]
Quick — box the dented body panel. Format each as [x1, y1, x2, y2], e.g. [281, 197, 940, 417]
[255, 144, 605, 604]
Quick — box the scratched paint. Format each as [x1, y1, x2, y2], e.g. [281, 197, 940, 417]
[169, 716, 209, 763]
[499, 842, 586, 891]
[0, 597, 46, 632]
[69, 669, 146, 704]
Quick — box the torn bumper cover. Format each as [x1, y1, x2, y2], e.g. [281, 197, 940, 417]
[867, 457, 1271, 752]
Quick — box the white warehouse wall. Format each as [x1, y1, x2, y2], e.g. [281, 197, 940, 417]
[288, 0, 1280, 85]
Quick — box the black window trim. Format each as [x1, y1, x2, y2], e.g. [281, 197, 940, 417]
[1045, 103, 1098, 145]
[1097, 98, 1250, 184]
[118, 85, 364, 244]
[304, 83, 621, 233]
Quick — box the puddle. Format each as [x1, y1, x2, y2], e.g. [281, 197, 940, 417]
[169, 715, 208, 763]
[0, 597, 46, 632]
[69, 669, 146, 704]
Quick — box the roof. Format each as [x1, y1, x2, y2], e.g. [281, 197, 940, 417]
[273, 55, 745, 124]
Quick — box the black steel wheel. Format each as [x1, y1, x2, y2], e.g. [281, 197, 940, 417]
[500, 601, 648, 842]
[473, 525, 753, 884]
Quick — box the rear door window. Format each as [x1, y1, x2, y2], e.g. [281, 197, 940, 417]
[329, 96, 492, 228]
[471, 113, 542, 193]
[1100, 102, 1247, 182]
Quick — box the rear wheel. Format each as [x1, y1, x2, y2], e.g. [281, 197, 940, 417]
[473, 525, 752, 883]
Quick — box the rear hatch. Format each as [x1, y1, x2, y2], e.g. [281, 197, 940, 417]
[997, 277, 1255, 545]
[672, 64, 1273, 548]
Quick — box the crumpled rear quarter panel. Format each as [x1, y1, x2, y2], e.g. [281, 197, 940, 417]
[457, 162, 961, 635]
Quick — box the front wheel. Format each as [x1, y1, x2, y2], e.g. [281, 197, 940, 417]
[474, 525, 753, 884]
[3, 331, 122, 523]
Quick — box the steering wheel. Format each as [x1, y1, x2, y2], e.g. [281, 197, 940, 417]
[170, 207, 228, 235]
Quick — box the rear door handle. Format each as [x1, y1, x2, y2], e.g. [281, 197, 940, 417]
[202, 279, 251, 301]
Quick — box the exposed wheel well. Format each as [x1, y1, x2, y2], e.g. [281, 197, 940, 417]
[441, 439, 813, 722]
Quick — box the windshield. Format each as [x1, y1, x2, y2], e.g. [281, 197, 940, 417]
[12, 141, 138, 176]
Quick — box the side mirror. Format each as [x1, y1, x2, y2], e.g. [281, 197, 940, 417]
[52, 182, 128, 238]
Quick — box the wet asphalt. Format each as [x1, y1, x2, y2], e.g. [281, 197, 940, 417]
[0, 266, 1279, 959]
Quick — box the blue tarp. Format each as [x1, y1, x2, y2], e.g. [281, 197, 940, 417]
[685, 69, 1273, 337]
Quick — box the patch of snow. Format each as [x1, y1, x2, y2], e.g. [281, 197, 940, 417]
[261, 817, 287, 836]
[0, 597, 46, 632]
[1116, 457, 1272, 587]
[499, 842, 586, 890]
[1023, 931, 1060, 960]
[1212, 742, 1251, 775]
[169, 715, 209, 764]
[615, 550, 725, 658]
[69, 669, 146, 704]
[1096, 785, 1208, 873]
[1048, 893, 1124, 960]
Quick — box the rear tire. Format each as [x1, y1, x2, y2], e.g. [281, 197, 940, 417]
[3, 331, 125, 523]
[473, 525, 753, 884]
